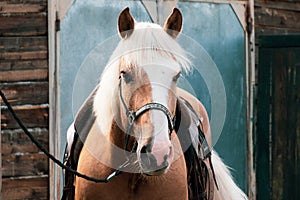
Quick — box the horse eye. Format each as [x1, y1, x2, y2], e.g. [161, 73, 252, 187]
[120, 70, 133, 83]
[173, 72, 181, 82]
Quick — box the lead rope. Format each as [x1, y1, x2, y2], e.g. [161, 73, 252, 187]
[0, 90, 129, 183]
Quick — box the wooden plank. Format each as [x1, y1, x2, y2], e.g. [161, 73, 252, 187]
[256, 46, 271, 200]
[0, 81, 48, 103]
[0, 50, 47, 60]
[0, 0, 46, 5]
[295, 60, 300, 200]
[271, 49, 287, 200]
[1, 128, 48, 155]
[255, 26, 300, 44]
[2, 176, 48, 200]
[255, 6, 300, 31]
[255, 0, 300, 12]
[1, 105, 48, 129]
[2, 152, 49, 177]
[0, 59, 48, 71]
[0, 36, 47, 52]
[258, 35, 300, 48]
[0, 37, 48, 81]
[0, 13, 47, 36]
[0, 82, 48, 105]
[282, 48, 300, 199]
[0, 69, 48, 82]
[292, 59, 300, 200]
[255, 26, 300, 41]
[0, 2, 47, 14]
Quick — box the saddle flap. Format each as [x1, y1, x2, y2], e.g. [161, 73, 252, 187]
[73, 86, 98, 144]
[175, 97, 202, 156]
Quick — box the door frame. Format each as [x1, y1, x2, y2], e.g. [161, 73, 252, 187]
[48, 0, 255, 199]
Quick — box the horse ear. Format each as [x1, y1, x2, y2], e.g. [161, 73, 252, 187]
[118, 7, 135, 39]
[163, 8, 182, 39]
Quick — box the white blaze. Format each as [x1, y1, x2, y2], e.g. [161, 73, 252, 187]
[142, 63, 179, 165]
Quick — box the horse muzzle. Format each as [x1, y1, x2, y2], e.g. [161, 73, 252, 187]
[139, 142, 173, 176]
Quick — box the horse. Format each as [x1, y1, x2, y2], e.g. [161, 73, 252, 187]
[62, 7, 248, 200]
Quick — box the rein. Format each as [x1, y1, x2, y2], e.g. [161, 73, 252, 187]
[0, 90, 127, 183]
[0, 82, 175, 183]
[1, 87, 218, 196]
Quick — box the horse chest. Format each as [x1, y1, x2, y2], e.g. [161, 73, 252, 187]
[75, 147, 188, 200]
[75, 174, 187, 200]
[126, 173, 188, 200]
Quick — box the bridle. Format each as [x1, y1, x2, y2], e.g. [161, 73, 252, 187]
[118, 76, 176, 152]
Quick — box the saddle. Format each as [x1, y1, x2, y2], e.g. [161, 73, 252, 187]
[62, 89, 216, 200]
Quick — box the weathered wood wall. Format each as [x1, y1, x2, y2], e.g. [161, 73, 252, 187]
[0, 0, 49, 199]
[255, 0, 300, 37]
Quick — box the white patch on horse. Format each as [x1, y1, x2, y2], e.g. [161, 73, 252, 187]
[143, 64, 179, 166]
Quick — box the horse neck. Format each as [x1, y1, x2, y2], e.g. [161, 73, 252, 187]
[109, 120, 127, 150]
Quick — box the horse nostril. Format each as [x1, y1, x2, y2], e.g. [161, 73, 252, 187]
[140, 145, 156, 169]
[141, 144, 151, 154]
[141, 146, 147, 154]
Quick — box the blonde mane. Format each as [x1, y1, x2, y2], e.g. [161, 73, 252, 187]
[93, 22, 191, 135]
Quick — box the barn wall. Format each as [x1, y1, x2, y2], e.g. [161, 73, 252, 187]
[255, 0, 300, 38]
[0, 0, 49, 199]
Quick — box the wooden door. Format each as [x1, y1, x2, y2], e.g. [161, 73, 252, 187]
[257, 35, 300, 199]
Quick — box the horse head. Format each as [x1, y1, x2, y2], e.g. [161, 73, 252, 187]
[111, 7, 189, 176]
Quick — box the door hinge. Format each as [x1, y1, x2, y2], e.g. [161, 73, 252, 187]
[55, 11, 61, 32]
[246, 4, 253, 34]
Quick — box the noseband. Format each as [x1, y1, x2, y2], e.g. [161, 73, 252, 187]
[118, 78, 176, 151]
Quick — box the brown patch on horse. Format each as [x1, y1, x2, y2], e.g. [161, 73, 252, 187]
[119, 59, 154, 139]
[130, 84, 152, 122]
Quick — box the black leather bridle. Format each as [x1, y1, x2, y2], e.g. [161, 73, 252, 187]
[118, 77, 176, 152]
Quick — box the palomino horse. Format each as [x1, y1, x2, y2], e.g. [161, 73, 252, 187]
[63, 7, 248, 200]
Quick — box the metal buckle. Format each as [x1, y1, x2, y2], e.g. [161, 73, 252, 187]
[127, 111, 135, 125]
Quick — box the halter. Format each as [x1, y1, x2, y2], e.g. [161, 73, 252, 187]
[118, 77, 176, 151]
